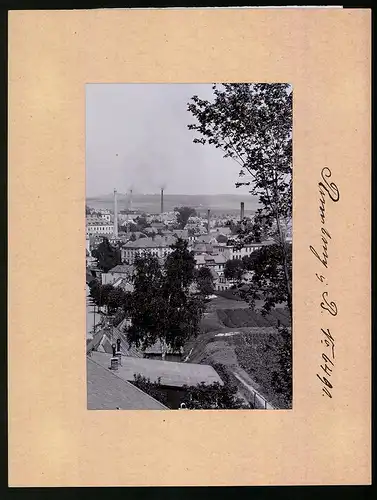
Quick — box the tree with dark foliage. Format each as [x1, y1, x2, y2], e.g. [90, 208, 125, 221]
[126, 239, 205, 351]
[91, 237, 121, 273]
[131, 375, 169, 407]
[181, 381, 249, 409]
[107, 287, 126, 314]
[88, 281, 114, 312]
[196, 266, 215, 297]
[188, 83, 292, 407]
[216, 233, 228, 244]
[88, 280, 105, 307]
[175, 206, 197, 229]
[182, 364, 250, 409]
[238, 244, 292, 315]
[135, 215, 148, 231]
[224, 258, 244, 281]
[162, 239, 205, 350]
[188, 83, 292, 316]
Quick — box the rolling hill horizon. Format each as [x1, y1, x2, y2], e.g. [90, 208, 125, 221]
[86, 193, 260, 215]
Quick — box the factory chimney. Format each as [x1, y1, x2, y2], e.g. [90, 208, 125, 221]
[129, 189, 133, 212]
[160, 188, 164, 214]
[113, 188, 118, 238]
[240, 202, 245, 221]
[207, 209, 211, 234]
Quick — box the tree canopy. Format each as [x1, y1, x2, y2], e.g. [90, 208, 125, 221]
[229, 244, 293, 316]
[126, 239, 205, 351]
[175, 206, 197, 229]
[196, 266, 215, 297]
[224, 258, 244, 282]
[128, 216, 149, 233]
[88, 280, 115, 310]
[88, 280, 132, 318]
[91, 237, 121, 273]
[216, 233, 228, 244]
[188, 83, 292, 406]
[181, 381, 248, 409]
[188, 83, 292, 317]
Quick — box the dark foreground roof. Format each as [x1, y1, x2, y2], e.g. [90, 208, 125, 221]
[87, 358, 167, 410]
[90, 351, 223, 388]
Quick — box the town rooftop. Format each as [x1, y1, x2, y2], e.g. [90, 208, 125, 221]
[90, 351, 223, 388]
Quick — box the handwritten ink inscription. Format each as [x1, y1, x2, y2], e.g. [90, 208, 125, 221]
[310, 168, 340, 399]
[317, 327, 335, 399]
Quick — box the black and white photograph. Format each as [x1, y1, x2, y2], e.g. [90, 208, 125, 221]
[86, 83, 292, 410]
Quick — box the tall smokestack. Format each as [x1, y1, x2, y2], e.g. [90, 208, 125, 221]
[114, 188, 118, 238]
[160, 188, 164, 214]
[240, 202, 245, 221]
[129, 189, 133, 212]
[207, 209, 211, 234]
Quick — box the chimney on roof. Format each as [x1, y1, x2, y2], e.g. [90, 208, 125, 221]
[240, 202, 245, 221]
[114, 189, 118, 238]
[110, 357, 119, 371]
[115, 339, 122, 365]
[207, 209, 211, 234]
[160, 188, 164, 214]
[110, 344, 119, 370]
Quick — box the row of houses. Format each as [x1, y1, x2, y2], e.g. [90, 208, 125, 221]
[86, 208, 234, 244]
[119, 234, 273, 265]
[89, 233, 275, 292]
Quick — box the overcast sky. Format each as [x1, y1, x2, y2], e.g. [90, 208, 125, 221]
[86, 84, 244, 197]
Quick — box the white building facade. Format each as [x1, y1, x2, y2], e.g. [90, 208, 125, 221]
[121, 235, 177, 264]
[86, 219, 114, 236]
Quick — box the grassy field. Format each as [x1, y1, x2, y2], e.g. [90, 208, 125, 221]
[185, 295, 292, 408]
[217, 308, 290, 328]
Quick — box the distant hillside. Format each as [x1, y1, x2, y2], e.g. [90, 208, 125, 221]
[86, 193, 260, 216]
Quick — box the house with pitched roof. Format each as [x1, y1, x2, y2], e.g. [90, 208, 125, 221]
[86, 321, 183, 362]
[101, 264, 134, 287]
[89, 351, 223, 409]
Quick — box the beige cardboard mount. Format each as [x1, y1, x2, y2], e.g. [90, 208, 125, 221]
[8, 9, 371, 487]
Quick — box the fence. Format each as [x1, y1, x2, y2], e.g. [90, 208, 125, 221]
[232, 371, 275, 410]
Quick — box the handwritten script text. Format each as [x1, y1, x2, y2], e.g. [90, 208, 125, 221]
[310, 167, 340, 399]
